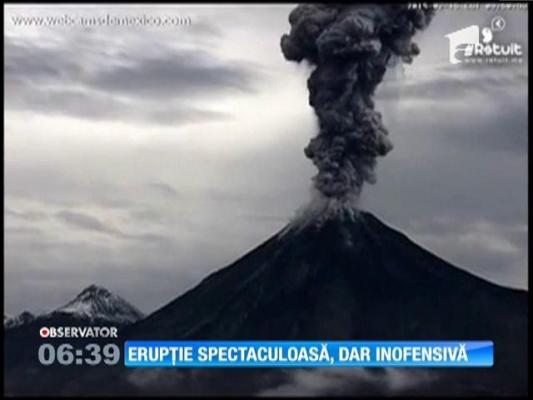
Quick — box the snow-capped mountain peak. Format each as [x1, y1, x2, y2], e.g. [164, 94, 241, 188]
[52, 285, 144, 324]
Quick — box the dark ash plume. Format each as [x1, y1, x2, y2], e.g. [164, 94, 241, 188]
[281, 4, 434, 203]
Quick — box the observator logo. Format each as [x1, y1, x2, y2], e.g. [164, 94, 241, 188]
[445, 17, 523, 65]
[39, 326, 118, 338]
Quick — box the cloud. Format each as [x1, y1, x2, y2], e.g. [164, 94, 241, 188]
[56, 210, 119, 234]
[4, 36, 82, 84]
[85, 50, 260, 99]
[5, 208, 47, 221]
[377, 65, 527, 102]
[55, 209, 169, 244]
[4, 32, 264, 125]
[7, 84, 228, 126]
[4, 205, 214, 315]
[147, 181, 180, 197]
[403, 216, 527, 288]
[4, 226, 44, 237]
[257, 368, 434, 396]
[409, 217, 524, 255]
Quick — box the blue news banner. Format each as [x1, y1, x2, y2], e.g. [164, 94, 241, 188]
[124, 341, 493, 368]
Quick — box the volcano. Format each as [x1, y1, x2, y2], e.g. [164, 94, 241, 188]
[129, 210, 526, 342]
[116, 209, 527, 395]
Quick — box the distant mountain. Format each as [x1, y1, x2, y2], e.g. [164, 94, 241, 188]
[4, 311, 35, 329]
[4, 285, 144, 330]
[46, 284, 144, 325]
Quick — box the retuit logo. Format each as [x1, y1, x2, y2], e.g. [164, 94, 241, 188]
[445, 16, 523, 65]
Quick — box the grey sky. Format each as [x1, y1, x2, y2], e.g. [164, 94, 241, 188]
[4, 5, 528, 315]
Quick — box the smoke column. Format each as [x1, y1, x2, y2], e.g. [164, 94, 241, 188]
[281, 4, 434, 204]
